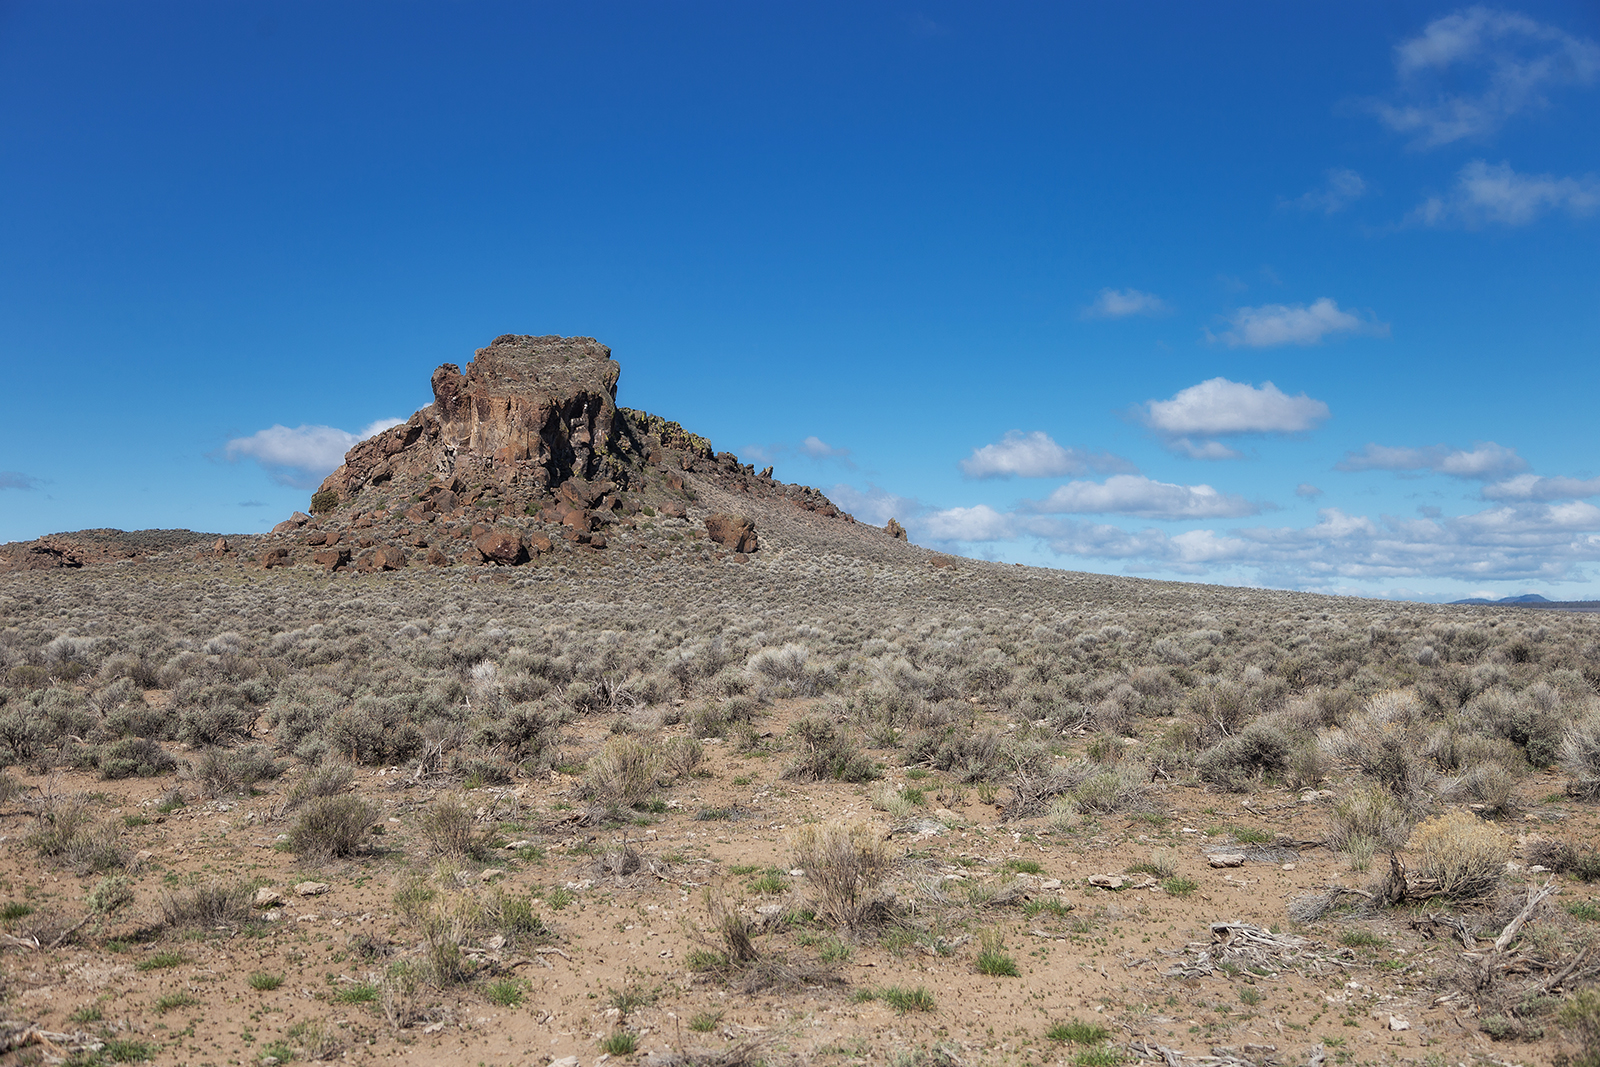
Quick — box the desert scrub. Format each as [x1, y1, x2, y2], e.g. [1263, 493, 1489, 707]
[26, 796, 125, 874]
[975, 930, 1019, 976]
[417, 793, 485, 859]
[1406, 808, 1509, 900]
[1563, 712, 1600, 800]
[188, 743, 282, 797]
[288, 759, 355, 806]
[791, 821, 893, 928]
[96, 736, 176, 780]
[579, 735, 662, 811]
[160, 882, 252, 928]
[288, 795, 378, 859]
[1327, 784, 1415, 851]
[784, 712, 879, 782]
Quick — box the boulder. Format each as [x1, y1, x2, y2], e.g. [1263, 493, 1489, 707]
[425, 546, 449, 566]
[311, 548, 349, 572]
[886, 518, 907, 541]
[260, 547, 291, 569]
[473, 528, 527, 566]
[211, 537, 230, 557]
[271, 512, 312, 535]
[705, 513, 758, 553]
[659, 499, 687, 519]
[527, 533, 553, 556]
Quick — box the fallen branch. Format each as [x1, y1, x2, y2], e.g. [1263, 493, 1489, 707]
[1491, 880, 1555, 954]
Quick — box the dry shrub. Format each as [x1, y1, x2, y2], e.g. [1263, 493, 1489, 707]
[96, 737, 176, 780]
[160, 882, 252, 928]
[791, 821, 893, 928]
[27, 797, 125, 874]
[580, 735, 662, 808]
[1563, 713, 1600, 800]
[1196, 720, 1295, 791]
[662, 735, 704, 779]
[289, 795, 378, 859]
[784, 714, 879, 783]
[189, 744, 282, 798]
[417, 794, 484, 859]
[1328, 784, 1415, 851]
[1323, 697, 1432, 797]
[1407, 809, 1508, 901]
[289, 760, 356, 806]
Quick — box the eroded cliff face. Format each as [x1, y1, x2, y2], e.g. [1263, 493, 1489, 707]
[318, 335, 632, 504]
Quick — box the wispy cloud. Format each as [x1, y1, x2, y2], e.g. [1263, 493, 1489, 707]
[1482, 473, 1600, 502]
[1337, 441, 1527, 480]
[1212, 298, 1387, 347]
[1136, 378, 1330, 460]
[741, 435, 855, 470]
[959, 431, 1135, 480]
[225, 418, 405, 488]
[1024, 474, 1262, 520]
[0, 471, 42, 491]
[1295, 483, 1324, 499]
[1294, 168, 1368, 213]
[1411, 159, 1600, 226]
[1375, 6, 1600, 148]
[1083, 288, 1170, 319]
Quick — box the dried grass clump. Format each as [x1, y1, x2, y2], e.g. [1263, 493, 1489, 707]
[1562, 712, 1600, 800]
[580, 735, 663, 809]
[289, 760, 356, 806]
[26, 797, 126, 874]
[791, 821, 894, 929]
[1328, 784, 1415, 852]
[417, 794, 485, 859]
[289, 794, 378, 859]
[160, 882, 253, 928]
[1407, 809, 1509, 901]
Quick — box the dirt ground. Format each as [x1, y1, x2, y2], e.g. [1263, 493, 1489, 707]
[3, 694, 1592, 1067]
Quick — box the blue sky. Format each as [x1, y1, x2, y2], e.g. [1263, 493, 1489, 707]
[2, 2, 1597, 601]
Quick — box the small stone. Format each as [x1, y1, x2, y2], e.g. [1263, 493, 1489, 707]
[548, 1057, 580, 1067]
[479, 868, 507, 882]
[253, 888, 285, 908]
[1389, 1016, 1411, 1031]
[294, 881, 330, 897]
[1088, 875, 1127, 889]
[1209, 852, 1247, 868]
[296, 913, 321, 923]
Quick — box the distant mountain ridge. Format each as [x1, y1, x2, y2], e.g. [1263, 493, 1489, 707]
[1451, 593, 1552, 605]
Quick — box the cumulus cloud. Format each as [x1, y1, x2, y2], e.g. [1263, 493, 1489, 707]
[1411, 159, 1600, 226]
[1213, 298, 1387, 347]
[1137, 378, 1330, 459]
[1376, 6, 1600, 148]
[1482, 473, 1600, 502]
[1025, 474, 1262, 520]
[1084, 288, 1170, 319]
[225, 418, 405, 488]
[1029, 501, 1600, 584]
[958, 431, 1136, 480]
[1337, 441, 1527, 481]
[0, 471, 41, 491]
[919, 504, 1015, 542]
[1295, 168, 1368, 213]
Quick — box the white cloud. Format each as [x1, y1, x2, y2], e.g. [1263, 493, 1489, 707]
[919, 504, 1015, 542]
[800, 436, 847, 459]
[1337, 441, 1527, 481]
[1376, 7, 1600, 148]
[1214, 298, 1387, 347]
[1140, 378, 1331, 441]
[1168, 439, 1243, 461]
[1295, 168, 1367, 213]
[1296, 483, 1324, 499]
[1084, 288, 1170, 319]
[225, 418, 405, 488]
[1026, 474, 1261, 520]
[1411, 159, 1600, 226]
[1028, 501, 1600, 585]
[1482, 473, 1600, 502]
[826, 483, 919, 527]
[0, 471, 41, 491]
[959, 431, 1136, 479]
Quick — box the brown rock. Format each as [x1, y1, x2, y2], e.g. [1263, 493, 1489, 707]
[588, 533, 608, 549]
[312, 548, 349, 572]
[659, 500, 687, 519]
[561, 509, 593, 533]
[404, 503, 428, 523]
[261, 547, 291, 569]
[886, 518, 907, 541]
[211, 537, 230, 557]
[527, 533, 553, 556]
[473, 528, 528, 565]
[425, 546, 449, 565]
[271, 512, 312, 535]
[705, 513, 758, 553]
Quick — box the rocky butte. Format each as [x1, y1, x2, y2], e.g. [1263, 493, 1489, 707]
[0, 334, 918, 576]
[281, 332, 870, 571]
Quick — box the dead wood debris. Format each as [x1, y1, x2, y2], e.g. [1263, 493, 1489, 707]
[1161, 922, 1347, 979]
